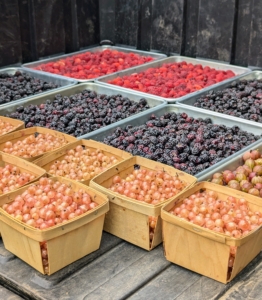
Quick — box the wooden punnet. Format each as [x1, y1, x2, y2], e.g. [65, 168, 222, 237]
[0, 177, 109, 275]
[90, 156, 196, 251]
[161, 181, 262, 283]
[0, 152, 46, 194]
[0, 127, 77, 161]
[0, 116, 25, 135]
[33, 139, 132, 185]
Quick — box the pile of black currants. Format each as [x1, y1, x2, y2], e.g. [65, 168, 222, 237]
[103, 112, 261, 175]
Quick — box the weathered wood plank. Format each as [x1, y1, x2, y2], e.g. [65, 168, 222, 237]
[76, 0, 100, 48]
[63, 0, 80, 53]
[151, 0, 184, 55]
[0, 286, 23, 300]
[99, 0, 116, 44]
[248, 1, 262, 68]
[0, 0, 22, 67]
[84, 245, 170, 299]
[182, 0, 200, 58]
[32, 0, 65, 59]
[17, 0, 38, 63]
[137, 0, 152, 52]
[197, 0, 236, 62]
[231, 0, 252, 67]
[115, 0, 139, 47]
[128, 264, 201, 300]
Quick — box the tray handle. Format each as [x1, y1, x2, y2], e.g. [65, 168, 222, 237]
[100, 40, 114, 46]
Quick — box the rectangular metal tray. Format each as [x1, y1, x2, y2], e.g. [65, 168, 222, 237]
[0, 82, 166, 136]
[176, 70, 262, 107]
[197, 141, 262, 182]
[79, 104, 262, 179]
[0, 67, 77, 108]
[22, 46, 167, 83]
[95, 56, 251, 103]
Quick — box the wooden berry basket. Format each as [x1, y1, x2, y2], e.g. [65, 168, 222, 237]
[0, 176, 109, 275]
[0, 127, 77, 162]
[0, 116, 25, 136]
[90, 156, 196, 251]
[0, 152, 47, 194]
[33, 139, 132, 185]
[161, 181, 262, 283]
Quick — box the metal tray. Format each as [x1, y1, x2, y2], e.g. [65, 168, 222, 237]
[197, 141, 262, 182]
[79, 104, 262, 179]
[95, 56, 251, 103]
[176, 70, 262, 106]
[0, 82, 166, 136]
[22, 46, 167, 83]
[0, 67, 77, 108]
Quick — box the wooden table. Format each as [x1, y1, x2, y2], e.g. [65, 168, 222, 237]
[0, 232, 261, 300]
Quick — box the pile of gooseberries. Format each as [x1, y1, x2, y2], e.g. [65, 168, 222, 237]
[0, 119, 16, 136]
[110, 167, 187, 205]
[2, 133, 69, 158]
[48, 145, 120, 181]
[0, 164, 36, 194]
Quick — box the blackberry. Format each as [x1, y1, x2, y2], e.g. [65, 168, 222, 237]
[187, 132, 196, 141]
[141, 139, 150, 146]
[195, 164, 205, 173]
[158, 136, 169, 144]
[183, 146, 190, 154]
[179, 153, 189, 163]
[154, 149, 164, 157]
[179, 163, 188, 171]
[203, 162, 210, 169]
[176, 143, 186, 153]
[199, 154, 209, 163]
[148, 136, 158, 145]
[188, 155, 198, 164]
[190, 143, 202, 155]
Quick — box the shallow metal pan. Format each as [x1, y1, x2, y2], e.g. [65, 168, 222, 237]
[22, 46, 167, 83]
[0, 67, 77, 108]
[95, 56, 251, 103]
[0, 82, 166, 137]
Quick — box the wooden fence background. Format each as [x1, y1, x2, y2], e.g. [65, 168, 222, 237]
[1, 0, 262, 68]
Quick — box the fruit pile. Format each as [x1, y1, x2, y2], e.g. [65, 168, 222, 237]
[103, 112, 261, 175]
[193, 78, 262, 122]
[33, 49, 154, 80]
[0, 71, 59, 105]
[1, 177, 99, 274]
[169, 190, 262, 277]
[211, 149, 262, 197]
[2, 133, 69, 158]
[47, 145, 120, 181]
[6, 90, 151, 137]
[0, 119, 17, 136]
[108, 62, 236, 98]
[110, 167, 186, 205]
[0, 164, 36, 194]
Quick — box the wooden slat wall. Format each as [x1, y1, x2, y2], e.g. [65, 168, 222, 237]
[0, 0, 262, 68]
